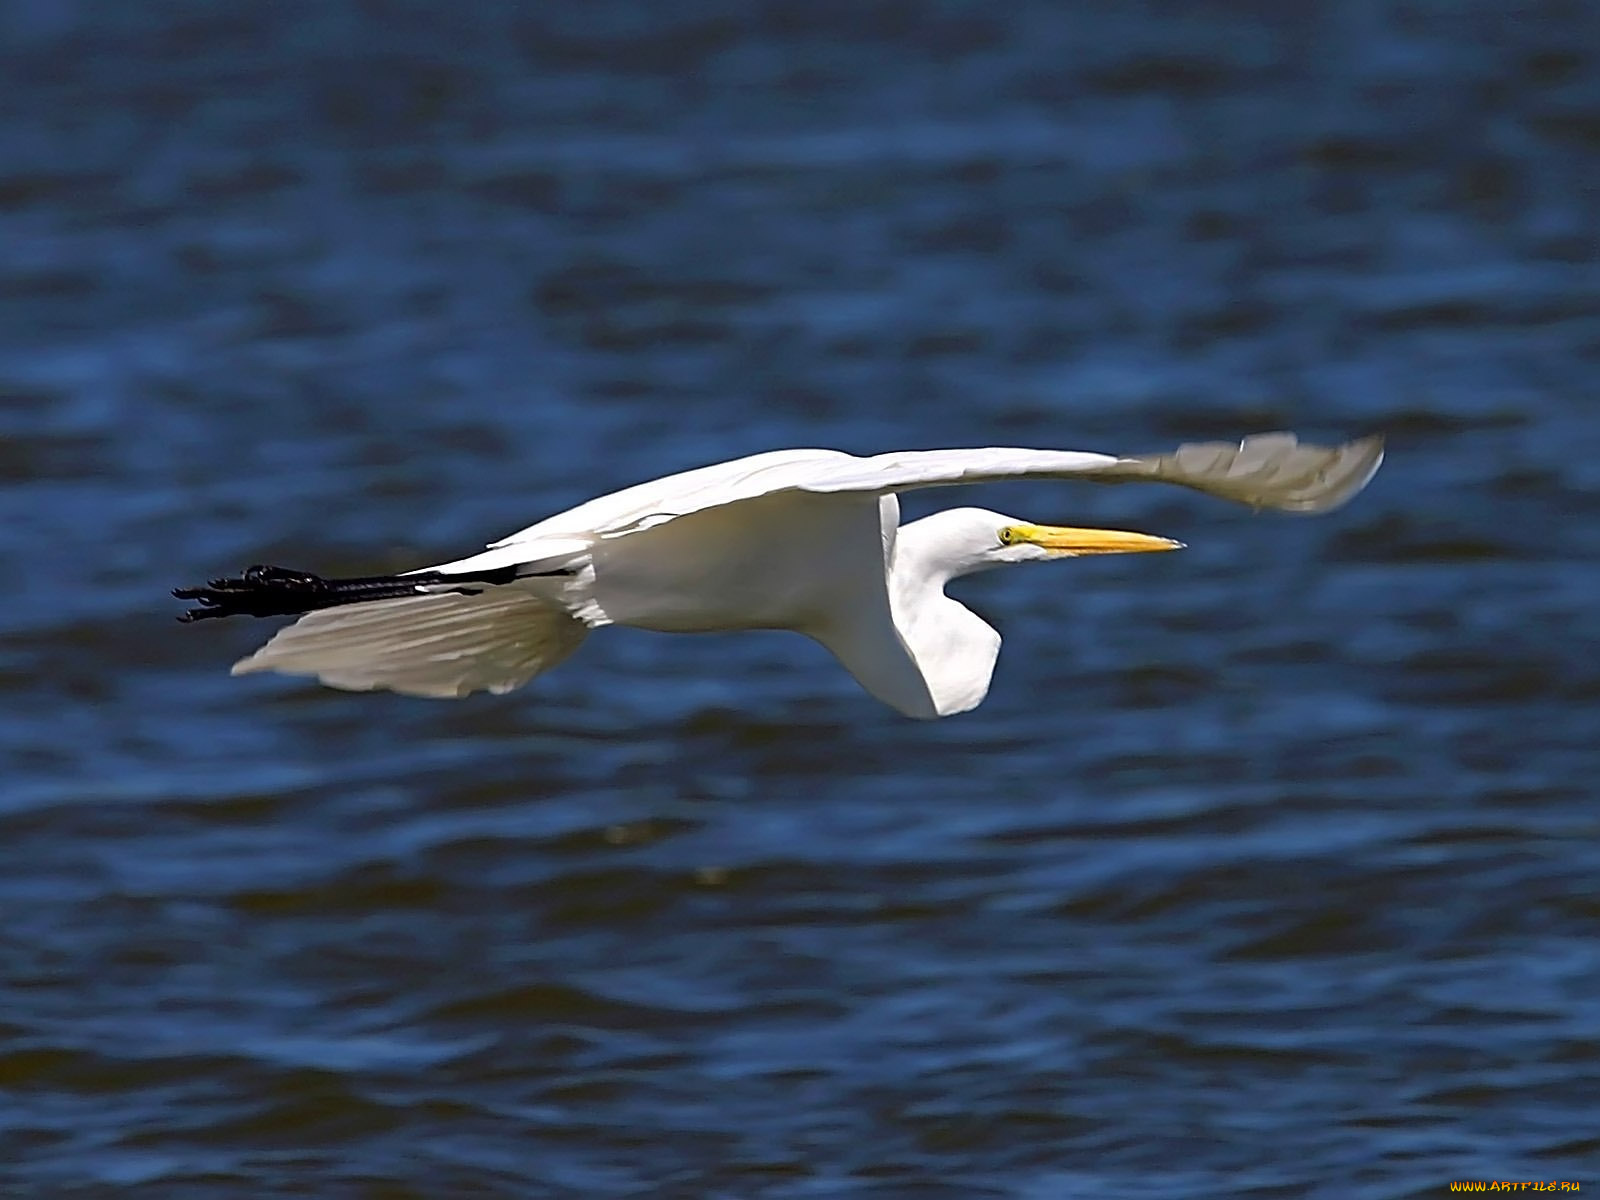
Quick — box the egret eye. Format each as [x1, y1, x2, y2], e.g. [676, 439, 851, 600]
[998, 527, 1016, 545]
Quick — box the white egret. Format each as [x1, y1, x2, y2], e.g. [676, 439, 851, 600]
[176, 432, 1382, 718]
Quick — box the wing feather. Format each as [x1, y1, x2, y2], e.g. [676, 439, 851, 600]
[1086, 432, 1385, 513]
[230, 586, 588, 698]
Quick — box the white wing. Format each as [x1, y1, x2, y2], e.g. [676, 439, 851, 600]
[468, 433, 1381, 564]
[797, 432, 1384, 513]
[230, 585, 588, 698]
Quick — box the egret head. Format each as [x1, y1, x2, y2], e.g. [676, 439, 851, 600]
[906, 507, 1183, 578]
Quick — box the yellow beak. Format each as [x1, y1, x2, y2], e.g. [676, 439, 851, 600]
[1013, 523, 1184, 556]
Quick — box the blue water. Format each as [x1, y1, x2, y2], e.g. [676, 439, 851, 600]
[3, 2, 1599, 1196]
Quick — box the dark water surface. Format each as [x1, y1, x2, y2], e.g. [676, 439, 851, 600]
[4, 3, 1600, 1196]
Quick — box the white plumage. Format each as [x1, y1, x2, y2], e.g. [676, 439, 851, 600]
[186, 432, 1382, 718]
[230, 588, 588, 700]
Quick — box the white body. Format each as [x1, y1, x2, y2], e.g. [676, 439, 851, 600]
[229, 434, 1383, 717]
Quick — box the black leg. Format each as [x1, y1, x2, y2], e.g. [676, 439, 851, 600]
[172, 563, 539, 622]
